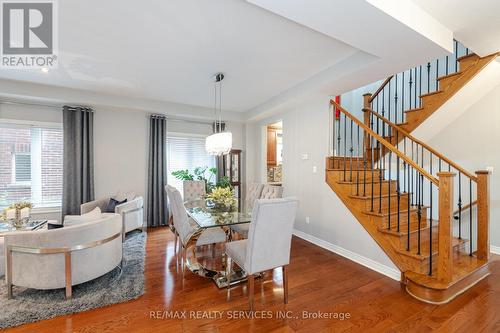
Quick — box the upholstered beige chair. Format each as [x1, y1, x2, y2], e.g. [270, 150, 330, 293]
[232, 184, 284, 238]
[225, 198, 298, 310]
[183, 180, 206, 202]
[245, 183, 264, 212]
[230, 183, 264, 238]
[166, 185, 226, 277]
[260, 185, 283, 199]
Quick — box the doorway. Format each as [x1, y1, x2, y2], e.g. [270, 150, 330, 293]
[265, 121, 283, 185]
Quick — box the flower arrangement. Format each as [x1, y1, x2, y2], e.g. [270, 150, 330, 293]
[205, 187, 237, 212]
[1, 201, 33, 226]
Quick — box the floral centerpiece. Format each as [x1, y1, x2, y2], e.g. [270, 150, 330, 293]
[205, 187, 237, 212]
[1, 201, 33, 227]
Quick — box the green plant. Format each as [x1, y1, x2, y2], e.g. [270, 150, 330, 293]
[216, 176, 232, 189]
[171, 170, 194, 181]
[171, 166, 225, 193]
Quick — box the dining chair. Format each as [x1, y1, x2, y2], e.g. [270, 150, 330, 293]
[230, 183, 264, 238]
[183, 180, 206, 202]
[165, 185, 226, 277]
[231, 183, 283, 238]
[259, 184, 283, 199]
[225, 198, 298, 310]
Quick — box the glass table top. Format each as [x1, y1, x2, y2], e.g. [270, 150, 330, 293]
[0, 219, 48, 235]
[185, 199, 251, 229]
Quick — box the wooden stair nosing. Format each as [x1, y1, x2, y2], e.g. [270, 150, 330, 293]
[396, 237, 468, 261]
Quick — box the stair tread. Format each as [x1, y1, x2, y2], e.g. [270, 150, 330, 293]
[363, 205, 427, 217]
[349, 192, 410, 200]
[337, 179, 393, 185]
[456, 53, 478, 62]
[379, 221, 438, 236]
[405, 251, 487, 290]
[437, 71, 462, 81]
[420, 90, 443, 98]
[396, 237, 468, 260]
[404, 107, 424, 114]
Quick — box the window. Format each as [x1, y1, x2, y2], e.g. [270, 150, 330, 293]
[0, 122, 63, 209]
[166, 134, 216, 195]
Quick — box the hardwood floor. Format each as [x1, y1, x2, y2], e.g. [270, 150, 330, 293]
[4, 227, 500, 332]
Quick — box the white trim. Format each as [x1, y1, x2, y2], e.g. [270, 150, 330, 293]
[491, 245, 500, 255]
[0, 118, 62, 129]
[293, 228, 401, 281]
[31, 207, 61, 214]
[167, 131, 207, 138]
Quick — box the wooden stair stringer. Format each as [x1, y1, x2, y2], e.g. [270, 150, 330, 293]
[325, 171, 423, 274]
[401, 52, 499, 133]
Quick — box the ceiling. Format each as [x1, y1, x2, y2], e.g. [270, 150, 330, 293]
[0, 0, 359, 112]
[412, 0, 500, 56]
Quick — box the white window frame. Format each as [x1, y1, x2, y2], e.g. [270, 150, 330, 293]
[11, 152, 32, 186]
[0, 118, 63, 211]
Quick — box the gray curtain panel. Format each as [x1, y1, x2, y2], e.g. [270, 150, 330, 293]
[62, 106, 95, 218]
[147, 115, 168, 227]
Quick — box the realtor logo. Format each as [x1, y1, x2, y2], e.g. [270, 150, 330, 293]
[1, 0, 58, 68]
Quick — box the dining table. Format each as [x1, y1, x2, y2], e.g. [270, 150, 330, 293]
[184, 199, 252, 288]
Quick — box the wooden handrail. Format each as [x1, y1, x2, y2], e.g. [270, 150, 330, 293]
[368, 75, 393, 103]
[330, 99, 439, 186]
[453, 200, 477, 219]
[364, 108, 478, 182]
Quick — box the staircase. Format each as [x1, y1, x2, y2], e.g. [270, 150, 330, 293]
[365, 41, 498, 139]
[326, 41, 494, 303]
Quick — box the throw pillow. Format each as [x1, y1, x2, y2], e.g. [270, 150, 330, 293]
[105, 197, 127, 213]
[64, 207, 102, 226]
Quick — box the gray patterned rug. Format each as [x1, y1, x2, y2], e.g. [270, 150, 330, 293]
[0, 231, 147, 329]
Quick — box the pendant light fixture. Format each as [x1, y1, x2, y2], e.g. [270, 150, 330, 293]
[206, 72, 232, 155]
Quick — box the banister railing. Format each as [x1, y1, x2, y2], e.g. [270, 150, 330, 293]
[364, 107, 477, 182]
[330, 99, 490, 279]
[369, 40, 470, 126]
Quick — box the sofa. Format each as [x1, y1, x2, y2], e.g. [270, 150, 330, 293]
[3, 213, 123, 298]
[81, 192, 144, 236]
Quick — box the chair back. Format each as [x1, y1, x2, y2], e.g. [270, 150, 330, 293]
[260, 185, 283, 199]
[245, 183, 264, 212]
[245, 198, 298, 274]
[183, 180, 206, 202]
[165, 185, 193, 243]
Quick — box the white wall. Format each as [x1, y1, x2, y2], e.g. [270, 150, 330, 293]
[427, 83, 500, 249]
[245, 95, 398, 275]
[0, 102, 245, 222]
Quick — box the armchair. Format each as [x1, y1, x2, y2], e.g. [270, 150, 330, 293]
[0, 237, 4, 277]
[81, 194, 144, 236]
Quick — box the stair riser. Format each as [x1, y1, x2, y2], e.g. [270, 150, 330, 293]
[398, 226, 438, 250]
[399, 242, 467, 275]
[351, 194, 410, 213]
[341, 181, 397, 196]
[328, 169, 383, 182]
[376, 207, 429, 230]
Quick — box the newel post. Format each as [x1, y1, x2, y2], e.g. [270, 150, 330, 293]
[476, 170, 490, 261]
[363, 93, 372, 151]
[437, 172, 455, 283]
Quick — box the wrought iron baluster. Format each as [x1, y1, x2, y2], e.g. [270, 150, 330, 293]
[356, 125, 360, 196]
[409, 69, 413, 110]
[455, 40, 459, 72]
[343, 113, 347, 181]
[337, 113, 341, 169]
[419, 65, 422, 108]
[379, 142, 383, 214]
[436, 59, 439, 91]
[429, 152, 433, 275]
[350, 119, 354, 182]
[427, 62, 431, 94]
[417, 174, 423, 255]
[458, 172, 462, 239]
[470, 178, 473, 256]
[371, 133, 375, 212]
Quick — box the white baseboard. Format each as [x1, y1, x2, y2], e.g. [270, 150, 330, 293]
[293, 229, 401, 281]
[491, 245, 500, 255]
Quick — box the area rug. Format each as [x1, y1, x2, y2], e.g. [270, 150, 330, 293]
[0, 231, 147, 329]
